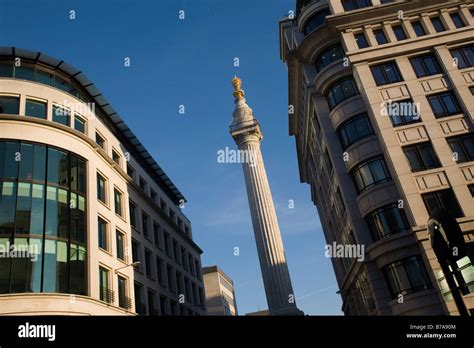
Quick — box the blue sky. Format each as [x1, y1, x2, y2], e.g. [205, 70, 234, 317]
[1, 0, 342, 315]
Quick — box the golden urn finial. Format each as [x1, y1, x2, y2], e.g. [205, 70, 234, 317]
[232, 75, 245, 100]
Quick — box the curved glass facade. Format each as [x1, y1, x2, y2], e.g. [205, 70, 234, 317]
[0, 140, 87, 295]
[315, 44, 345, 72]
[326, 76, 359, 110]
[303, 8, 331, 35]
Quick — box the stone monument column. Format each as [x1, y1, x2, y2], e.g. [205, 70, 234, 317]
[229, 77, 303, 315]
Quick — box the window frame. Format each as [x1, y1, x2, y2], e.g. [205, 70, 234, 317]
[370, 61, 403, 86]
[411, 20, 426, 36]
[351, 155, 392, 194]
[402, 142, 441, 172]
[337, 113, 375, 150]
[447, 133, 474, 164]
[409, 54, 442, 78]
[113, 187, 123, 217]
[427, 91, 462, 118]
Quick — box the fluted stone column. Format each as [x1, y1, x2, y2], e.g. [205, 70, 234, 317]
[230, 77, 303, 315]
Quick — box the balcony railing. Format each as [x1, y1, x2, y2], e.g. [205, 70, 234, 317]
[118, 295, 132, 310]
[100, 287, 115, 304]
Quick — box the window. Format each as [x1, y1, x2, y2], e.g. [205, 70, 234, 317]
[326, 77, 359, 109]
[134, 283, 145, 314]
[450, 13, 465, 28]
[373, 29, 388, 44]
[129, 200, 137, 227]
[169, 208, 176, 221]
[145, 249, 153, 277]
[410, 54, 442, 78]
[25, 99, 46, 119]
[385, 99, 421, 127]
[0, 96, 19, 114]
[0, 140, 87, 295]
[156, 258, 164, 284]
[315, 45, 345, 72]
[131, 240, 140, 264]
[52, 105, 70, 126]
[116, 230, 125, 261]
[450, 45, 474, 69]
[342, 0, 372, 11]
[422, 189, 463, 218]
[337, 113, 374, 149]
[148, 290, 156, 315]
[366, 203, 410, 241]
[303, 8, 331, 35]
[142, 213, 149, 237]
[112, 150, 121, 165]
[392, 25, 407, 40]
[153, 222, 161, 248]
[95, 132, 105, 149]
[114, 189, 123, 216]
[411, 21, 426, 36]
[470, 86, 474, 95]
[371, 61, 402, 86]
[150, 189, 157, 203]
[403, 142, 441, 172]
[126, 164, 135, 180]
[164, 232, 171, 256]
[431, 17, 445, 32]
[468, 184, 474, 197]
[74, 116, 86, 134]
[427, 92, 462, 118]
[181, 247, 187, 269]
[380, 0, 393, 3]
[98, 217, 108, 251]
[99, 267, 111, 303]
[351, 156, 391, 193]
[355, 32, 369, 49]
[139, 177, 147, 193]
[117, 276, 129, 309]
[383, 256, 431, 298]
[173, 239, 180, 262]
[447, 133, 474, 163]
[97, 173, 106, 203]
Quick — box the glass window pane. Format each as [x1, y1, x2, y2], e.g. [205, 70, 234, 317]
[428, 96, 444, 117]
[15, 66, 35, 81]
[18, 143, 34, 181]
[47, 148, 69, 187]
[15, 182, 32, 234]
[0, 63, 13, 77]
[25, 99, 47, 119]
[30, 184, 45, 236]
[0, 96, 20, 115]
[441, 94, 459, 115]
[74, 116, 85, 133]
[33, 144, 46, 182]
[43, 240, 69, 293]
[36, 70, 54, 86]
[52, 106, 70, 126]
[0, 182, 17, 235]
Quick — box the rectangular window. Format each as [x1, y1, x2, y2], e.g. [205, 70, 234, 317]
[99, 267, 111, 303]
[0, 96, 20, 114]
[117, 276, 128, 309]
[468, 184, 474, 197]
[126, 164, 135, 179]
[112, 149, 121, 165]
[114, 189, 122, 216]
[392, 25, 407, 41]
[181, 247, 187, 269]
[431, 17, 446, 32]
[447, 133, 474, 163]
[383, 256, 431, 298]
[97, 173, 106, 203]
[167, 265, 175, 291]
[427, 92, 462, 118]
[129, 200, 137, 227]
[25, 99, 47, 119]
[411, 21, 426, 36]
[342, 0, 372, 11]
[153, 222, 161, 248]
[173, 239, 180, 262]
[337, 113, 374, 150]
[145, 250, 152, 277]
[450, 13, 465, 28]
[373, 29, 388, 44]
[410, 54, 442, 78]
[422, 189, 463, 218]
[403, 142, 441, 172]
[156, 258, 164, 284]
[74, 116, 86, 134]
[98, 217, 108, 251]
[95, 132, 105, 149]
[386, 99, 420, 127]
[351, 156, 391, 193]
[139, 177, 147, 193]
[131, 240, 140, 264]
[116, 230, 125, 261]
[355, 33, 369, 49]
[164, 232, 171, 256]
[371, 61, 402, 86]
[366, 204, 410, 241]
[52, 105, 70, 126]
[450, 45, 474, 69]
[150, 189, 157, 203]
[142, 213, 149, 237]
